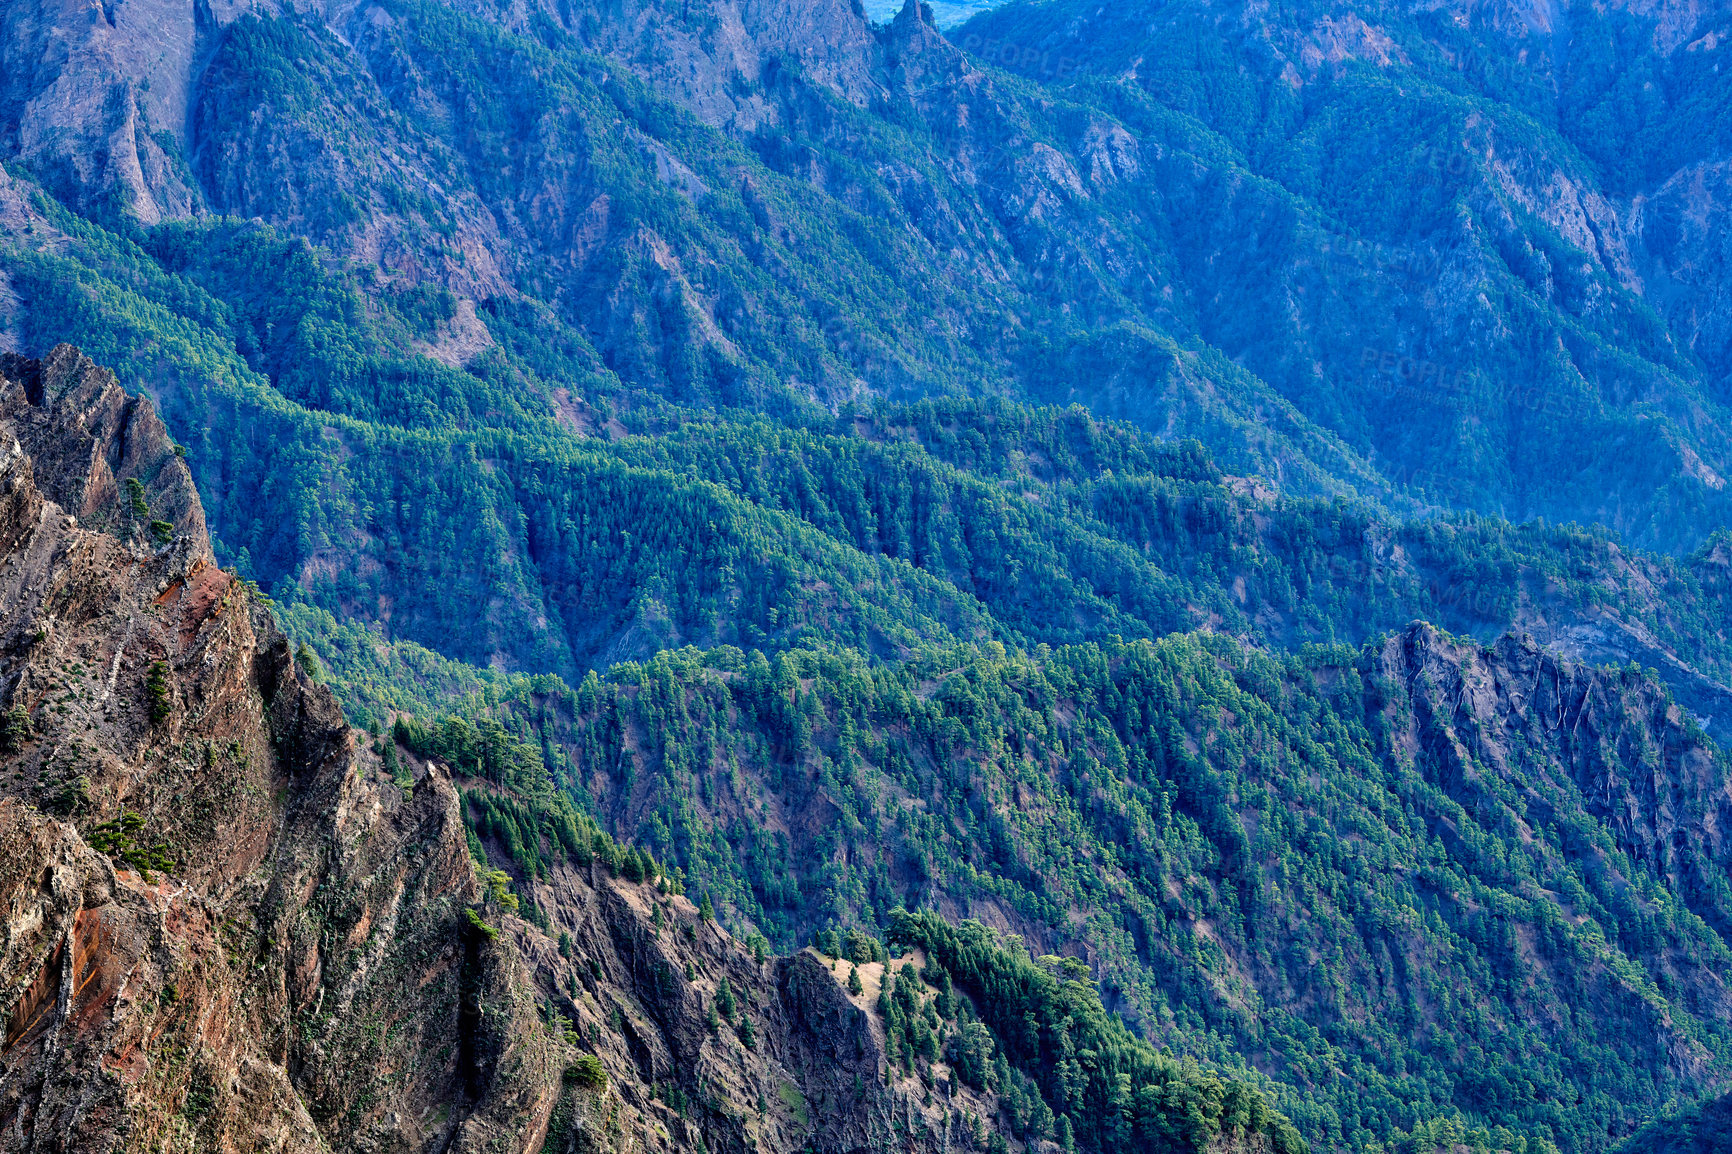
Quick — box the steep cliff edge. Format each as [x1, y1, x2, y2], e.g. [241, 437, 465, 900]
[0, 345, 731, 1151]
[1373, 622, 1732, 917]
[0, 345, 556, 1150]
[0, 344, 208, 547]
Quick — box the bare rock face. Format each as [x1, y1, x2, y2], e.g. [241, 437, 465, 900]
[489, 852, 1008, 1154]
[1629, 158, 1732, 389]
[0, 0, 218, 225]
[490, 0, 888, 133]
[0, 344, 207, 547]
[1372, 623, 1732, 878]
[1368, 623, 1732, 1080]
[0, 347, 553, 1151]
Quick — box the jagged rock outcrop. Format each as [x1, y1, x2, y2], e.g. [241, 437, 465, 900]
[0, 344, 206, 546]
[1373, 622, 1732, 887]
[489, 852, 1004, 1154]
[0, 345, 556, 1150]
[1366, 623, 1732, 1079]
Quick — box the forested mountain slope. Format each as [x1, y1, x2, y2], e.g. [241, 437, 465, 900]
[397, 617, 1732, 1154]
[957, 0, 1732, 544]
[2, 0, 1730, 702]
[1617, 1092, 1732, 1154]
[8, 331, 1730, 1150]
[7, 159, 1732, 730]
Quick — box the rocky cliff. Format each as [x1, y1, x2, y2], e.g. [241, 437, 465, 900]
[1363, 624, 1732, 1082]
[0, 343, 550, 1150]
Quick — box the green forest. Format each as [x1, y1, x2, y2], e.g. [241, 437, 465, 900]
[10, 185, 1732, 710]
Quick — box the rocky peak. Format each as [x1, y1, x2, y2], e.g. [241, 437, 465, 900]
[0, 344, 207, 549]
[1373, 622, 1732, 975]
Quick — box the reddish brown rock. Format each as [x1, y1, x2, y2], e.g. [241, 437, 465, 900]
[0, 349, 551, 1152]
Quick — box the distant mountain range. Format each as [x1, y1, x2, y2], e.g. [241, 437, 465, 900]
[7, 0, 1732, 548]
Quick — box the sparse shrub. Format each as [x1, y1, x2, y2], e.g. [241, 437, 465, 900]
[49, 775, 88, 816]
[124, 477, 149, 520]
[88, 810, 174, 882]
[464, 907, 499, 941]
[482, 868, 519, 912]
[182, 1070, 217, 1120]
[294, 644, 322, 681]
[845, 927, 881, 964]
[563, 1053, 607, 1089]
[382, 741, 410, 789]
[0, 706, 32, 752]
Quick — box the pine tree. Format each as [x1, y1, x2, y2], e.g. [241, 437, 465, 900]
[145, 662, 172, 724]
[716, 978, 736, 1022]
